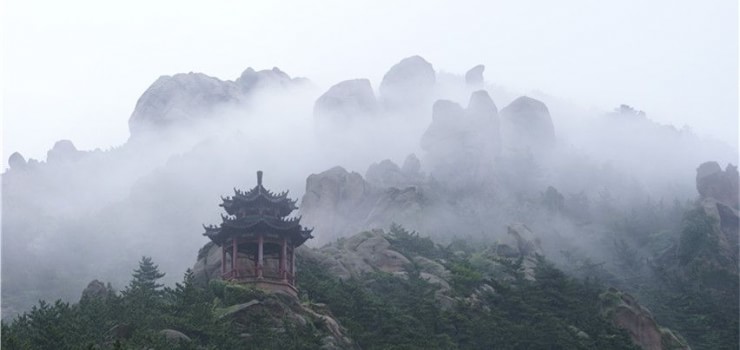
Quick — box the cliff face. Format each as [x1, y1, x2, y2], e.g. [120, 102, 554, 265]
[600, 289, 690, 350]
[673, 162, 740, 285]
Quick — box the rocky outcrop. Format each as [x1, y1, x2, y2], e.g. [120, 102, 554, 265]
[365, 160, 405, 188]
[80, 280, 110, 301]
[300, 167, 427, 243]
[379, 56, 436, 110]
[210, 282, 356, 349]
[696, 161, 738, 209]
[401, 153, 422, 177]
[600, 289, 690, 350]
[8, 152, 26, 170]
[314, 79, 378, 126]
[192, 242, 222, 286]
[677, 162, 740, 279]
[300, 167, 379, 241]
[128, 73, 241, 135]
[500, 96, 556, 153]
[488, 223, 545, 281]
[299, 229, 453, 299]
[465, 64, 485, 86]
[303, 230, 411, 279]
[128, 68, 306, 136]
[235, 67, 305, 92]
[365, 156, 424, 188]
[46, 140, 84, 164]
[421, 90, 500, 183]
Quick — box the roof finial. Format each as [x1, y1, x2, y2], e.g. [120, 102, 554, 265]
[257, 170, 263, 186]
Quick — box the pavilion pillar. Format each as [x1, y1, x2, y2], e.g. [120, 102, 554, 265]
[291, 245, 296, 285]
[232, 237, 238, 278]
[257, 235, 264, 279]
[281, 238, 288, 281]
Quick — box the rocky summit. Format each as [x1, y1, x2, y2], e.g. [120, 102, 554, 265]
[128, 68, 306, 136]
[314, 78, 379, 126]
[379, 55, 436, 110]
[500, 96, 556, 153]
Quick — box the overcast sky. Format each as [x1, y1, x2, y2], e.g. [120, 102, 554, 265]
[2, 0, 738, 168]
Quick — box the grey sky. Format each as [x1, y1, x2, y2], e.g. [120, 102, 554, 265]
[2, 0, 738, 168]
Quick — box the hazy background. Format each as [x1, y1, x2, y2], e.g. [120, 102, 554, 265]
[2, 0, 738, 167]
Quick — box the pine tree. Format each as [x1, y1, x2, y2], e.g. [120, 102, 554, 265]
[126, 256, 166, 296]
[120, 256, 167, 331]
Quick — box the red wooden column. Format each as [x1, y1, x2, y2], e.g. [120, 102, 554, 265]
[291, 245, 296, 285]
[232, 237, 238, 277]
[280, 238, 288, 281]
[257, 235, 264, 279]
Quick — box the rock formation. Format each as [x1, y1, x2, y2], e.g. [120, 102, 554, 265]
[500, 96, 556, 153]
[677, 161, 740, 278]
[128, 68, 306, 136]
[7, 152, 26, 170]
[301, 230, 412, 279]
[365, 159, 404, 188]
[80, 280, 110, 301]
[46, 140, 84, 164]
[192, 242, 222, 286]
[401, 153, 422, 176]
[300, 166, 426, 243]
[465, 64, 485, 86]
[314, 79, 378, 126]
[128, 73, 241, 135]
[379, 55, 436, 110]
[696, 161, 738, 209]
[235, 67, 304, 92]
[300, 167, 380, 241]
[490, 224, 544, 281]
[600, 289, 690, 350]
[421, 90, 500, 184]
[365, 156, 424, 189]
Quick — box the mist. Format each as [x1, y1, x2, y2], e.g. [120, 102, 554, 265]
[2, 51, 737, 318]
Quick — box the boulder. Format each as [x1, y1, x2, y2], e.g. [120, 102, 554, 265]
[500, 96, 556, 153]
[365, 159, 405, 188]
[421, 99, 468, 153]
[467, 90, 498, 120]
[493, 224, 544, 280]
[413, 256, 451, 280]
[301, 166, 429, 242]
[401, 154, 422, 176]
[421, 90, 501, 183]
[46, 140, 83, 164]
[310, 230, 411, 279]
[80, 280, 109, 301]
[505, 223, 542, 256]
[696, 161, 739, 209]
[300, 167, 378, 241]
[465, 64, 485, 86]
[8, 152, 26, 170]
[314, 79, 378, 125]
[379, 56, 436, 110]
[235, 67, 304, 92]
[192, 242, 223, 286]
